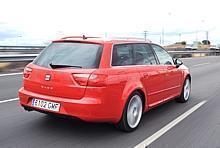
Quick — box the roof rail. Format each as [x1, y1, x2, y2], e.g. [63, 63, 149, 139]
[61, 35, 100, 40]
[109, 37, 151, 42]
[111, 37, 144, 40]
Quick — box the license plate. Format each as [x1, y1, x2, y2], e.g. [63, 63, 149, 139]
[32, 99, 60, 112]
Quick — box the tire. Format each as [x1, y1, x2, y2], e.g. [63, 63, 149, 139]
[176, 77, 191, 103]
[116, 92, 143, 132]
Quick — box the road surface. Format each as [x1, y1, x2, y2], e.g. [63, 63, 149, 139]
[0, 56, 220, 148]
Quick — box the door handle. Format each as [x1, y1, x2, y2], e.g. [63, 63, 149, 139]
[117, 71, 126, 74]
[143, 73, 149, 78]
[167, 66, 175, 70]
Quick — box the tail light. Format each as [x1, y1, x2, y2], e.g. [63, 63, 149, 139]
[72, 73, 107, 87]
[88, 74, 107, 87]
[23, 67, 32, 78]
[72, 73, 90, 86]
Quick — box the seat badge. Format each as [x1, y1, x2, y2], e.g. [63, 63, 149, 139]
[45, 74, 51, 81]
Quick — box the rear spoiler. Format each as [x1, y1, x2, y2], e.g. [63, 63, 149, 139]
[61, 35, 100, 40]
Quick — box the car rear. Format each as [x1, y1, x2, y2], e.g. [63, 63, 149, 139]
[19, 40, 118, 122]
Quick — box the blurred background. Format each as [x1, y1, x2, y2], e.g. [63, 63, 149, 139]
[1, 0, 220, 73]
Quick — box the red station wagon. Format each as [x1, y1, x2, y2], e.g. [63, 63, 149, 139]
[19, 36, 191, 132]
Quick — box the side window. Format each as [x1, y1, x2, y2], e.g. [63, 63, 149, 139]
[133, 44, 157, 65]
[112, 44, 133, 66]
[151, 45, 174, 65]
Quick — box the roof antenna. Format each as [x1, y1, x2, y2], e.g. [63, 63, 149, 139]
[82, 35, 87, 40]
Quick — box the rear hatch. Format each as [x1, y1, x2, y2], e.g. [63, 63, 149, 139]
[23, 42, 103, 99]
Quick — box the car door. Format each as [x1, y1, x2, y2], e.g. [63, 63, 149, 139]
[133, 44, 167, 108]
[151, 44, 183, 101]
[109, 43, 141, 109]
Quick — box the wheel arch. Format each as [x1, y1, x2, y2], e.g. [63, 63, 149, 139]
[134, 89, 147, 111]
[119, 84, 148, 120]
[187, 74, 191, 82]
[183, 70, 191, 82]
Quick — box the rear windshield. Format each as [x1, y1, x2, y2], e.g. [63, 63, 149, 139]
[33, 42, 103, 69]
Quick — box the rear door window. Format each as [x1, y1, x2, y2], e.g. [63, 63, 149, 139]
[112, 44, 133, 66]
[33, 42, 103, 68]
[133, 44, 157, 65]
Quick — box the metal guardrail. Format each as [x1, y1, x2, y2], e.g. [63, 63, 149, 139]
[0, 45, 45, 48]
[0, 46, 45, 53]
[0, 54, 39, 62]
[168, 50, 220, 54]
[0, 50, 219, 62]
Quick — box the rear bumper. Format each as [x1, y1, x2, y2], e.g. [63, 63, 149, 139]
[19, 87, 121, 123]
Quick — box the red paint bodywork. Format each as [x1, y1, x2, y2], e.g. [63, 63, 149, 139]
[19, 38, 190, 123]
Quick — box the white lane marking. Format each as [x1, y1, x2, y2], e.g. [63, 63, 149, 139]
[0, 72, 23, 77]
[193, 63, 210, 67]
[134, 100, 207, 148]
[0, 98, 19, 104]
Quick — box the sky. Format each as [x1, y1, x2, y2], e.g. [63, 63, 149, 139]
[0, 0, 220, 45]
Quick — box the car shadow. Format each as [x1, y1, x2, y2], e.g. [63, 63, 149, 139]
[28, 96, 200, 147]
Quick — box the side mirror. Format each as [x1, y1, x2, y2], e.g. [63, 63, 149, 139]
[173, 58, 183, 68]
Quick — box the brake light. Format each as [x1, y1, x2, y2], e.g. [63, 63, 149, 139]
[23, 67, 32, 78]
[72, 73, 90, 86]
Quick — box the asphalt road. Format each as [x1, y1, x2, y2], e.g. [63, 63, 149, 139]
[0, 56, 220, 148]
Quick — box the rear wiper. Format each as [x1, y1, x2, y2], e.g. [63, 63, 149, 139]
[49, 63, 83, 69]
